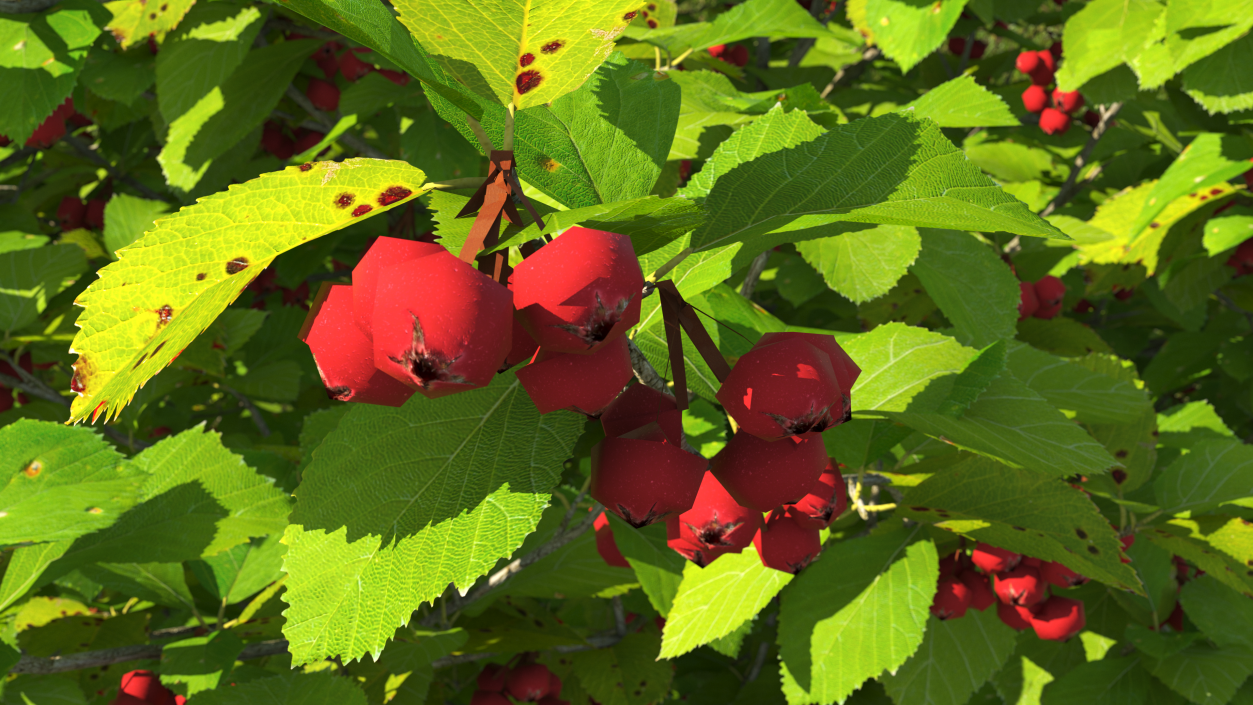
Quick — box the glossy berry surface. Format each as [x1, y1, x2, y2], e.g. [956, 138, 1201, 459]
[756, 331, 861, 400]
[710, 431, 828, 512]
[931, 576, 972, 620]
[971, 543, 1021, 573]
[505, 663, 553, 701]
[600, 383, 682, 443]
[591, 426, 706, 527]
[997, 600, 1034, 631]
[594, 511, 630, 568]
[668, 471, 761, 566]
[340, 49, 373, 81]
[57, 196, 85, 230]
[351, 236, 444, 339]
[119, 670, 177, 705]
[84, 199, 106, 230]
[1039, 108, 1071, 135]
[787, 461, 846, 529]
[517, 336, 632, 415]
[300, 283, 415, 406]
[716, 336, 844, 440]
[1052, 89, 1084, 114]
[1029, 596, 1085, 641]
[754, 508, 821, 573]
[1021, 85, 1048, 114]
[1039, 560, 1087, 588]
[995, 565, 1046, 607]
[959, 569, 997, 611]
[511, 227, 644, 354]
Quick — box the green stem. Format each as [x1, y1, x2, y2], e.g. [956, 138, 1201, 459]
[648, 247, 693, 283]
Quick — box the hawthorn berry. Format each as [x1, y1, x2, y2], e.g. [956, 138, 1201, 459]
[1017, 282, 1039, 320]
[477, 663, 510, 691]
[112, 695, 149, 705]
[1082, 109, 1101, 128]
[262, 122, 295, 160]
[1048, 41, 1063, 62]
[1052, 88, 1084, 114]
[931, 576, 972, 620]
[1039, 108, 1071, 136]
[0, 135, 10, 147]
[548, 672, 563, 697]
[599, 383, 683, 444]
[947, 37, 986, 59]
[593, 511, 630, 567]
[471, 692, 513, 705]
[995, 564, 1046, 607]
[316, 54, 340, 79]
[372, 248, 515, 398]
[351, 236, 444, 339]
[379, 69, 411, 86]
[293, 129, 326, 155]
[1120, 534, 1135, 563]
[754, 507, 822, 574]
[306, 78, 340, 111]
[119, 670, 177, 705]
[1029, 596, 1085, 641]
[667, 470, 762, 566]
[1021, 85, 1048, 114]
[505, 663, 553, 701]
[710, 43, 749, 67]
[971, 543, 1021, 573]
[510, 226, 644, 354]
[1113, 286, 1135, 301]
[959, 569, 997, 611]
[786, 460, 846, 529]
[939, 550, 962, 578]
[1015, 51, 1054, 85]
[590, 422, 706, 527]
[710, 431, 828, 512]
[536, 696, 570, 705]
[84, 199, 106, 231]
[25, 100, 71, 148]
[757, 331, 861, 397]
[57, 196, 86, 230]
[300, 284, 415, 406]
[502, 318, 540, 369]
[997, 600, 1034, 631]
[516, 336, 633, 415]
[1039, 560, 1088, 588]
[716, 335, 848, 440]
[1161, 602, 1184, 632]
[340, 49, 374, 81]
[1033, 275, 1065, 319]
[1226, 239, 1253, 277]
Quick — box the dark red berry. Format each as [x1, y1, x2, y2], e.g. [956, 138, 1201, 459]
[262, 121, 295, 159]
[997, 600, 1034, 631]
[600, 383, 683, 444]
[591, 422, 706, 527]
[754, 507, 821, 573]
[379, 69, 410, 85]
[594, 511, 630, 568]
[340, 49, 373, 81]
[293, 129, 326, 155]
[516, 336, 633, 415]
[505, 663, 553, 702]
[931, 576, 972, 620]
[786, 460, 846, 529]
[716, 335, 850, 440]
[477, 663, 510, 692]
[84, 199, 106, 231]
[1029, 596, 1085, 641]
[1033, 275, 1065, 319]
[306, 78, 340, 111]
[502, 317, 540, 370]
[971, 543, 1020, 573]
[667, 471, 761, 567]
[1017, 281, 1039, 320]
[1039, 560, 1088, 588]
[710, 431, 827, 512]
[57, 196, 86, 230]
[300, 284, 415, 406]
[959, 569, 997, 611]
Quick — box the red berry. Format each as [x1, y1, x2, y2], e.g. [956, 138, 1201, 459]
[1120, 534, 1135, 563]
[316, 54, 340, 79]
[959, 569, 997, 611]
[471, 692, 513, 705]
[754, 507, 821, 574]
[1021, 85, 1048, 114]
[939, 550, 962, 578]
[57, 196, 86, 230]
[351, 236, 444, 339]
[306, 78, 340, 111]
[1226, 239, 1253, 277]
[723, 44, 749, 67]
[1029, 596, 1085, 641]
[1015, 51, 1039, 74]
[971, 543, 1021, 573]
[505, 663, 553, 702]
[313, 41, 340, 61]
[477, 663, 510, 691]
[1049, 41, 1063, 62]
[300, 284, 415, 406]
[755, 331, 861, 402]
[997, 600, 1034, 631]
[708, 44, 726, 59]
[667, 471, 762, 566]
[548, 672, 563, 697]
[599, 383, 683, 444]
[1082, 109, 1100, 128]
[786, 460, 846, 529]
[1162, 602, 1184, 632]
[591, 423, 706, 527]
[931, 576, 972, 620]
[503, 317, 540, 369]
[340, 49, 374, 81]
[994, 565, 1046, 607]
[1039, 108, 1070, 135]
[1033, 275, 1065, 319]
[1017, 281, 1039, 321]
[293, 129, 326, 155]
[25, 102, 68, 148]
[379, 69, 411, 86]
[1073, 298, 1094, 314]
[510, 227, 644, 354]
[1113, 286, 1135, 301]
[84, 199, 107, 231]
[716, 335, 848, 440]
[594, 511, 630, 567]
[710, 431, 828, 512]
[1052, 88, 1084, 114]
[516, 336, 633, 415]
[1039, 560, 1088, 588]
[261, 122, 295, 159]
[119, 670, 177, 705]
[1036, 49, 1056, 73]
[371, 249, 515, 398]
[0, 135, 10, 147]
[1017, 50, 1054, 85]
[536, 696, 570, 705]
[948, 37, 986, 58]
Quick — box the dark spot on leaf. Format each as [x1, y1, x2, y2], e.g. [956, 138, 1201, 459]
[1211, 188, 1223, 195]
[1115, 449, 1128, 458]
[326, 385, 352, 401]
[154, 341, 165, 355]
[133, 354, 146, 370]
[520, 52, 535, 67]
[226, 257, 249, 274]
[157, 305, 173, 326]
[642, 10, 649, 17]
[1087, 546, 1099, 554]
[352, 204, 373, 217]
[70, 368, 86, 393]
[516, 69, 542, 94]
[1200, 195, 1208, 201]
[534, 619, 544, 628]
[1112, 469, 1127, 484]
[22, 461, 41, 478]
[537, 155, 561, 172]
[622, 11, 637, 20]
[1075, 528, 1088, 539]
[1150, 222, 1160, 228]
[335, 192, 355, 209]
[161, 3, 167, 9]
[196, 272, 206, 281]
[148, 13, 156, 19]
[1013, 525, 1026, 531]
[909, 506, 928, 511]
[378, 185, 412, 206]
[648, 2, 656, 8]
[647, 18, 657, 27]
[300, 162, 313, 172]
[541, 40, 565, 54]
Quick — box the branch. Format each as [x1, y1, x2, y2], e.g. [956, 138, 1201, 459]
[61, 134, 169, 203]
[12, 638, 288, 675]
[283, 86, 388, 160]
[0, 146, 37, 172]
[1039, 102, 1124, 218]
[627, 338, 671, 396]
[821, 47, 880, 100]
[0, 354, 147, 449]
[216, 384, 271, 437]
[739, 251, 770, 299]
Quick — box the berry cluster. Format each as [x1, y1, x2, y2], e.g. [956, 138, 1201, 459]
[472, 661, 567, 705]
[931, 543, 1086, 641]
[0, 98, 91, 149]
[1017, 274, 1065, 321]
[57, 195, 108, 233]
[109, 670, 185, 705]
[708, 44, 749, 68]
[1016, 47, 1085, 136]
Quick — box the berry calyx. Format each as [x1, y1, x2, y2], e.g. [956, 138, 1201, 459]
[710, 431, 828, 512]
[351, 236, 444, 339]
[591, 423, 707, 527]
[1039, 560, 1088, 588]
[667, 470, 762, 566]
[1018, 281, 1039, 320]
[372, 249, 514, 398]
[300, 284, 415, 406]
[997, 600, 1034, 631]
[1021, 84, 1048, 114]
[1052, 88, 1084, 114]
[786, 460, 846, 529]
[1033, 275, 1065, 319]
[516, 336, 633, 415]
[510, 227, 644, 355]
[716, 335, 847, 440]
[754, 507, 822, 573]
[477, 663, 510, 691]
[599, 383, 683, 444]
[57, 196, 86, 230]
[1029, 596, 1085, 641]
[931, 576, 972, 620]
[971, 543, 1021, 573]
[1039, 108, 1071, 136]
[306, 78, 340, 111]
[594, 511, 630, 568]
[505, 663, 553, 701]
[994, 564, 1046, 607]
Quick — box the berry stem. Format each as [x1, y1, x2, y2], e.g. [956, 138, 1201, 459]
[1039, 101, 1124, 218]
[647, 247, 693, 283]
[464, 114, 495, 154]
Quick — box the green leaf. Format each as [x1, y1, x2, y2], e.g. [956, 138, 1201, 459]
[1, 674, 88, 704]
[628, 0, 830, 55]
[79, 46, 156, 106]
[679, 105, 825, 200]
[399, 105, 483, 183]
[1154, 440, 1253, 516]
[102, 194, 171, 259]
[1129, 134, 1253, 237]
[779, 524, 937, 705]
[67, 158, 426, 424]
[0, 244, 88, 333]
[77, 562, 194, 609]
[900, 456, 1141, 591]
[282, 373, 584, 665]
[184, 672, 368, 705]
[340, 70, 427, 118]
[1017, 316, 1114, 358]
[659, 547, 792, 659]
[0, 0, 108, 144]
[493, 195, 703, 257]
[396, 0, 644, 109]
[795, 225, 920, 304]
[1182, 34, 1253, 114]
[901, 75, 1019, 128]
[190, 534, 286, 604]
[160, 631, 244, 695]
[1179, 576, 1253, 650]
[105, 0, 196, 49]
[1054, 0, 1165, 92]
[609, 515, 687, 617]
[157, 39, 319, 192]
[881, 610, 1018, 705]
[1203, 206, 1253, 256]
[0, 420, 138, 545]
[154, 2, 264, 123]
[842, 323, 978, 414]
[368, 631, 468, 705]
[18, 610, 148, 658]
[850, 0, 967, 73]
[991, 633, 1088, 705]
[571, 631, 673, 705]
[1041, 656, 1152, 705]
[910, 229, 1020, 348]
[500, 522, 637, 598]
[0, 541, 72, 612]
[690, 113, 1064, 255]
[1151, 642, 1253, 705]
[1005, 343, 1150, 425]
[1146, 523, 1253, 599]
[933, 341, 1007, 418]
